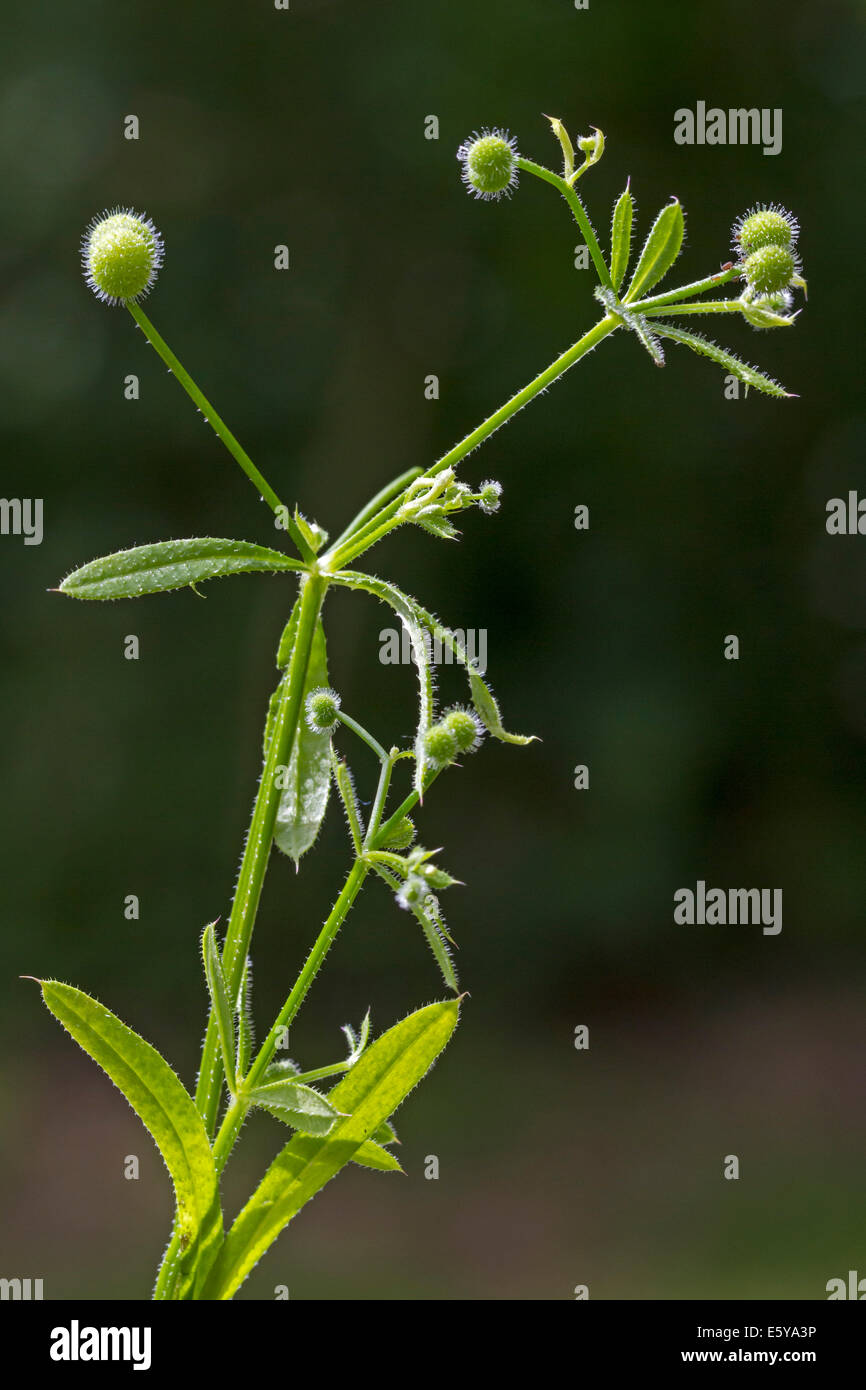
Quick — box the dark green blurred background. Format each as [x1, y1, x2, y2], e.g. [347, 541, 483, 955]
[2, 0, 865, 1299]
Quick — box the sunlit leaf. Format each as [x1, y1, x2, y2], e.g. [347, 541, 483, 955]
[38, 980, 222, 1298]
[202, 1000, 459, 1299]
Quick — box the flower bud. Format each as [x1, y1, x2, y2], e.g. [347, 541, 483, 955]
[478, 479, 503, 515]
[423, 722, 459, 768]
[733, 204, 798, 257]
[741, 244, 797, 295]
[457, 129, 519, 201]
[443, 706, 483, 754]
[396, 874, 428, 911]
[82, 208, 163, 306]
[305, 687, 341, 732]
[378, 816, 416, 851]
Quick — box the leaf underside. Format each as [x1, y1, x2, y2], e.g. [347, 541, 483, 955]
[273, 617, 332, 864]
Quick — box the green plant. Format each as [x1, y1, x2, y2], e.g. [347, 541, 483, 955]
[33, 117, 805, 1300]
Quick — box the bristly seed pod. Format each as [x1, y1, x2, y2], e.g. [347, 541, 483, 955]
[423, 722, 459, 769]
[442, 706, 483, 754]
[732, 204, 799, 258]
[457, 129, 520, 201]
[305, 687, 341, 733]
[741, 244, 798, 296]
[82, 208, 163, 306]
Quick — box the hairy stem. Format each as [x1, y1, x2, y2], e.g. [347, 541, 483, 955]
[126, 302, 314, 565]
[325, 314, 620, 569]
[515, 156, 612, 288]
[633, 265, 739, 312]
[194, 571, 329, 1136]
[211, 857, 370, 1173]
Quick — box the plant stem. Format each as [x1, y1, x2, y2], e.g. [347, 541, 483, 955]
[633, 266, 739, 311]
[126, 302, 315, 566]
[641, 301, 742, 318]
[211, 857, 370, 1173]
[336, 710, 389, 763]
[364, 752, 395, 847]
[516, 156, 612, 288]
[325, 314, 620, 569]
[194, 571, 329, 1137]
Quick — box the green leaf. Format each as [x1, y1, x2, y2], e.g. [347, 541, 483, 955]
[202, 924, 236, 1093]
[653, 324, 792, 398]
[59, 538, 303, 601]
[408, 894, 459, 993]
[351, 1140, 404, 1173]
[624, 199, 684, 304]
[38, 980, 222, 1298]
[371, 1119, 398, 1145]
[275, 595, 302, 669]
[246, 1079, 345, 1136]
[330, 572, 435, 798]
[610, 184, 634, 293]
[293, 510, 328, 555]
[202, 1000, 459, 1300]
[235, 958, 255, 1078]
[467, 668, 536, 746]
[273, 618, 331, 865]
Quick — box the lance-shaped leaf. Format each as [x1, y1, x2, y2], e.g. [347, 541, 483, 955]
[624, 199, 684, 304]
[201, 1000, 459, 1299]
[246, 1079, 345, 1136]
[653, 323, 792, 398]
[610, 184, 634, 293]
[202, 923, 236, 1093]
[235, 957, 255, 1078]
[408, 893, 459, 993]
[37, 980, 222, 1298]
[330, 572, 435, 797]
[59, 538, 303, 601]
[273, 618, 331, 864]
[351, 1140, 404, 1173]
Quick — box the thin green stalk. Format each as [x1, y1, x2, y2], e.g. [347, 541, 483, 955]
[211, 857, 370, 1173]
[325, 314, 620, 569]
[641, 301, 742, 318]
[335, 710, 389, 763]
[194, 571, 329, 1136]
[364, 752, 394, 847]
[633, 265, 739, 312]
[516, 156, 612, 288]
[126, 302, 315, 566]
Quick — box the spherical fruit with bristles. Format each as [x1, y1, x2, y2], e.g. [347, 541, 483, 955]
[423, 723, 459, 768]
[443, 706, 483, 754]
[733, 205, 798, 258]
[82, 209, 163, 306]
[742, 244, 797, 295]
[305, 688, 341, 732]
[457, 129, 519, 201]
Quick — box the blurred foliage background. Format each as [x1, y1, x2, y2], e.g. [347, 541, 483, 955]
[1, 0, 865, 1299]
